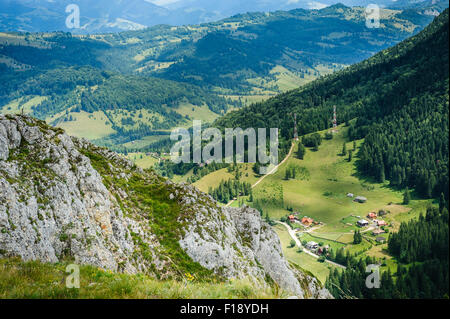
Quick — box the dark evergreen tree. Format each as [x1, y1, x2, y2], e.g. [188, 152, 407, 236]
[403, 187, 411, 205]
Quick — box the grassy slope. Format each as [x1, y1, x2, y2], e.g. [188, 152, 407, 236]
[125, 152, 159, 169]
[0, 258, 284, 299]
[52, 111, 116, 140]
[251, 125, 430, 225]
[193, 163, 259, 194]
[190, 124, 435, 275]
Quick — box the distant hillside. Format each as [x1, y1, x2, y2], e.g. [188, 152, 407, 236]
[2, 1, 443, 34]
[215, 9, 449, 199]
[135, 3, 443, 93]
[0, 3, 446, 151]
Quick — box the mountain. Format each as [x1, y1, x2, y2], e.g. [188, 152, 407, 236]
[0, 0, 170, 33]
[215, 9, 449, 198]
[0, 4, 446, 152]
[152, 3, 438, 92]
[0, 113, 331, 298]
[1, 0, 447, 34]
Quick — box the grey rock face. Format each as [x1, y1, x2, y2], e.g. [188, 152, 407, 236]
[0, 114, 331, 298]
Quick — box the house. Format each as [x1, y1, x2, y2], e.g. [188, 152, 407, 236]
[288, 215, 296, 222]
[354, 196, 367, 203]
[376, 237, 386, 243]
[367, 212, 377, 219]
[378, 210, 387, 216]
[372, 229, 386, 235]
[377, 220, 388, 227]
[357, 219, 369, 227]
[347, 193, 354, 198]
[305, 241, 318, 250]
[301, 217, 314, 226]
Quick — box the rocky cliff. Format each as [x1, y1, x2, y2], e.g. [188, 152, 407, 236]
[0, 114, 330, 298]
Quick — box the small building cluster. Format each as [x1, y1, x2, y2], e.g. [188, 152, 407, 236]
[305, 241, 318, 250]
[304, 241, 330, 255]
[287, 213, 320, 228]
[366, 212, 389, 227]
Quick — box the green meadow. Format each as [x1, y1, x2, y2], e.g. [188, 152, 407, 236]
[189, 124, 435, 278]
[252, 125, 405, 223]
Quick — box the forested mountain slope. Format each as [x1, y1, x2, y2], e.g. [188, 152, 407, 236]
[0, 4, 446, 152]
[215, 9, 449, 199]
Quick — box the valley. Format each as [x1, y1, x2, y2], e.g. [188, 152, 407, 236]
[0, 1, 448, 300]
[149, 8, 449, 298]
[187, 124, 434, 283]
[0, 3, 444, 153]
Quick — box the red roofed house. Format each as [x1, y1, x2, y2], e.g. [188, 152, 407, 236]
[377, 220, 388, 227]
[288, 215, 295, 222]
[367, 212, 377, 219]
[301, 217, 314, 226]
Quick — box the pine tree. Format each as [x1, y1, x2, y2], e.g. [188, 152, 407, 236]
[342, 142, 347, 156]
[285, 169, 290, 180]
[353, 230, 362, 244]
[348, 150, 353, 162]
[253, 162, 260, 174]
[297, 143, 306, 159]
[379, 162, 385, 183]
[403, 187, 411, 205]
[439, 192, 446, 212]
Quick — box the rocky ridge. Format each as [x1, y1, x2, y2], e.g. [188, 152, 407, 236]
[0, 114, 330, 298]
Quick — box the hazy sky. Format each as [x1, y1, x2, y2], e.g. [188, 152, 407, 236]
[145, 0, 183, 6]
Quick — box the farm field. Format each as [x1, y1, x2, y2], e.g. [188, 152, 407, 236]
[53, 111, 116, 140]
[174, 103, 219, 124]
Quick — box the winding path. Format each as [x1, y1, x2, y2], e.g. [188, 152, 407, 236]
[276, 221, 346, 269]
[225, 142, 295, 207]
[221, 141, 346, 270]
